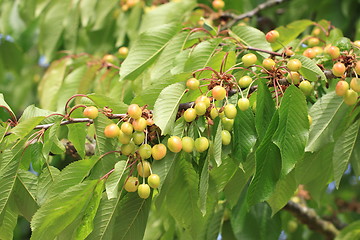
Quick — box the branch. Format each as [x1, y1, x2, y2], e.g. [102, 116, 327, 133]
[283, 201, 339, 240]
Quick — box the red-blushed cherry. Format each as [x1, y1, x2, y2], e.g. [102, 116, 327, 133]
[128, 104, 142, 119]
[212, 86, 227, 101]
[167, 136, 182, 153]
[335, 81, 349, 96]
[124, 176, 139, 192]
[242, 53, 257, 67]
[182, 136, 195, 153]
[186, 78, 200, 90]
[265, 30, 280, 43]
[132, 117, 147, 131]
[212, 0, 225, 10]
[303, 48, 316, 58]
[332, 62, 346, 77]
[151, 144, 167, 160]
[326, 46, 340, 59]
[104, 124, 120, 138]
[83, 106, 98, 119]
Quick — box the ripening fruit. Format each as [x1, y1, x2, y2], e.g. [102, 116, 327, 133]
[265, 30, 280, 43]
[118, 46, 129, 58]
[119, 130, 132, 144]
[195, 102, 207, 116]
[221, 117, 234, 131]
[121, 142, 136, 155]
[335, 81, 349, 96]
[262, 58, 276, 70]
[148, 174, 160, 188]
[121, 122, 133, 135]
[194, 137, 209, 152]
[146, 118, 154, 126]
[221, 130, 231, 145]
[287, 59, 302, 72]
[312, 28, 321, 36]
[210, 107, 219, 119]
[332, 62, 346, 77]
[139, 144, 152, 159]
[137, 161, 151, 177]
[132, 117, 147, 132]
[128, 104, 142, 119]
[182, 136, 195, 153]
[308, 115, 312, 125]
[285, 49, 294, 56]
[355, 61, 360, 75]
[350, 78, 360, 92]
[104, 124, 120, 138]
[307, 37, 319, 47]
[326, 46, 340, 59]
[212, 86, 227, 101]
[195, 96, 211, 108]
[237, 98, 250, 111]
[224, 104, 237, 119]
[184, 108, 197, 122]
[344, 89, 358, 105]
[312, 46, 323, 55]
[303, 48, 316, 59]
[138, 184, 151, 199]
[167, 136, 182, 153]
[124, 176, 139, 192]
[238, 76, 252, 88]
[186, 78, 200, 90]
[299, 80, 313, 96]
[242, 53, 257, 67]
[83, 106, 98, 119]
[103, 54, 117, 64]
[354, 40, 360, 48]
[133, 131, 145, 145]
[212, 0, 225, 10]
[151, 144, 167, 160]
[286, 72, 301, 84]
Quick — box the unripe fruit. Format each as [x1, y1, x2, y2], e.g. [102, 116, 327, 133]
[242, 53, 257, 67]
[104, 124, 120, 138]
[354, 40, 360, 48]
[128, 104, 142, 119]
[287, 59, 302, 72]
[118, 46, 129, 58]
[326, 46, 340, 59]
[124, 176, 139, 192]
[194, 137, 209, 152]
[138, 184, 151, 199]
[287, 72, 301, 84]
[335, 81, 349, 96]
[221, 117, 234, 131]
[126, 0, 138, 8]
[151, 144, 167, 160]
[186, 78, 200, 90]
[195, 96, 211, 108]
[132, 117, 147, 132]
[182, 136, 195, 153]
[139, 144, 152, 159]
[224, 104, 237, 119]
[312, 28, 321, 36]
[167, 136, 182, 153]
[344, 89, 358, 105]
[262, 58, 276, 70]
[148, 174, 160, 188]
[121, 142, 136, 155]
[307, 37, 319, 47]
[285, 49, 294, 56]
[133, 131, 145, 145]
[119, 130, 132, 144]
[355, 61, 360, 75]
[212, 86, 227, 101]
[83, 106, 98, 119]
[103, 54, 117, 64]
[195, 102, 207, 116]
[350, 78, 360, 92]
[121, 122, 133, 135]
[299, 80, 313, 96]
[184, 108, 197, 122]
[221, 130, 231, 145]
[238, 76, 252, 88]
[237, 98, 250, 111]
[212, 0, 225, 10]
[312, 47, 323, 56]
[210, 107, 219, 119]
[137, 161, 151, 177]
[332, 62, 346, 77]
[265, 30, 280, 43]
[303, 48, 316, 58]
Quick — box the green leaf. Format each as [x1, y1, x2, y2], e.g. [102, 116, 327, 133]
[212, 122, 222, 166]
[306, 92, 348, 152]
[42, 120, 63, 157]
[0, 39, 23, 72]
[87, 94, 128, 114]
[152, 152, 178, 191]
[295, 55, 327, 82]
[30, 180, 98, 240]
[210, 157, 237, 194]
[153, 82, 186, 135]
[120, 23, 181, 81]
[335, 220, 360, 240]
[0, 93, 15, 121]
[18, 105, 54, 123]
[105, 160, 128, 199]
[37, 166, 60, 205]
[9, 116, 45, 140]
[0, 204, 17, 240]
[198, 154, 209, 216]
[333, 120, 360, 188]
[67, 123, 87, 159]
[272, 85, 309, 175]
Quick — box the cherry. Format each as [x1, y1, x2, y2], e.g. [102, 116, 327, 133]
[195, 96, 211, 108]
[212, 0, 225, 10]
[133, 131, 145, 145]
[118, 46, 129, 58]
[124, 176, 139, 192]
[238, 76, 252, 88]
[195, 102, 207, 116]
[128, 104, 142, 119]
[148, 174, 160, 188]
[350, 78, 360, 92]
[137, 161, 151, 177]
[237, 98, 250, 111]
[138, 184, 151, 199]
[299, 80, 313, 96]
[167, 136, 182, 153]
[210, 107, 219, 119]
[121, 141, 136, 155]
[186, 78, 200, 90]
[303, 48, 316, 59]
[355, 61, 360, 75]
[312, 28, 321, 36]
[104, 124, 120, 138]
[132, 117, 147, 131]
[265, 30, 280, 43]
[139, 144, 152, 159]
[146, 118, 154, 126]
[326, 46, 340, 59]
[332, 62, 346, 77]
[344, 89, 358, 105]
[221, 130, 231, 145]
[312, 46, 323, 55]
[224, 104, 237, 119]
[262, 58, 275, 70]
[83, 106, 98, 119]
[212, 86, 227, 101]
[182, 136, 195, 153]
[242, 53, 257, 67]
[221, 117, 234, 131]
[183, 108, 197, 122]
[287, 59, 302, 72]
[103, 54, 117, 64]
[285, 49, 294, 56]
[121, 122, 133, 135]
[119, 130, 132, 144]
[335, 81, 349, 96]
[151, 144, 167, 160]
[194, 137, 209, 152]
[286, 72, 301, 84]
[307, 37, 319, 47]
[354, 40, 360, 48]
